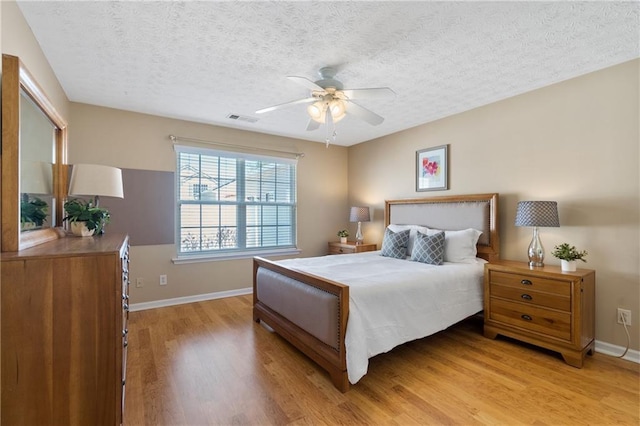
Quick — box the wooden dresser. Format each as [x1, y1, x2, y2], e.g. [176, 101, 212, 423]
[483, 260, 595, 367]
[1, 233, 130, 425]
[328, 241, 377, 255]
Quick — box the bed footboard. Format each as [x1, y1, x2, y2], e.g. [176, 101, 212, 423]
[253, 256, 350, 392]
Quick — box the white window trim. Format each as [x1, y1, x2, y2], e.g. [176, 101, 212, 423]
[174, 144, 298, 258]
[171, 247, 302, 264]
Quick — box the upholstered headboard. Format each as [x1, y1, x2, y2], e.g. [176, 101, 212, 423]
[384, 193, 500, 262]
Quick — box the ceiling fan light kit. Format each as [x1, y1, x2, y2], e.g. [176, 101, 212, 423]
[307, 98, 346, 124]
[256, 67, 395, 146]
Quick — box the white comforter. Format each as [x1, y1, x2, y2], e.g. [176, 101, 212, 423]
[277, 251, 485, 384]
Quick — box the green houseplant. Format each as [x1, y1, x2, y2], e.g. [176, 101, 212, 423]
[63, 198, 111, 236]
[337, 229, 349, 243]
[552, 243, 587, 271]
[552, 243, 588, 262]
[20, 194, 48, 230]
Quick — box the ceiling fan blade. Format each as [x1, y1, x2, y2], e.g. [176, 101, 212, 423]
[306, 119, 320, 131]
[346, 101, 385, 126]
[347, 101, 384, 126]
[256, 97, 316, 114]
[287, 76, 325, 92]
[341, 87, 396, 100]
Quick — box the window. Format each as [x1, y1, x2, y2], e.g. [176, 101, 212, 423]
[175, 145, 297, 258]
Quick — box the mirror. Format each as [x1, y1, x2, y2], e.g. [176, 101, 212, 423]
[2, 54, 67, 251]
[19, 89, 56, 231]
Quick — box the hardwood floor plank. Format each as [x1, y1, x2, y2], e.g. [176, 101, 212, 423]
[124, 295, 639, 425]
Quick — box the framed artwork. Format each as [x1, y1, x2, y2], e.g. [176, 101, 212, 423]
[416, 144, 448, 191]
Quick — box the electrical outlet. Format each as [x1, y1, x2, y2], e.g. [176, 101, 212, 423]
[160, 274, 168, 286]
[135, 278, 144, 288]
[617, 308, 631, 325]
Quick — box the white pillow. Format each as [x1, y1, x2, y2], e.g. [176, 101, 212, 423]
[440, 228, 483, 263]
[387, 224, 429, 256]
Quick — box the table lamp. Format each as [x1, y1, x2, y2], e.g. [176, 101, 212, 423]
[350, 206, 370, 245]
[515, 200, 559, 267]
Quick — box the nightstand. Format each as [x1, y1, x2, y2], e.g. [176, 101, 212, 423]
[328, 241, 377, 255]
[483, 260, 595, 368]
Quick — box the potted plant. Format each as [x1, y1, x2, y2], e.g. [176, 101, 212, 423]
[63, 198, 111, 236]
[551, 243, 588, 272]
[20, 194, 48, 230]
[337, 229, 349, 244]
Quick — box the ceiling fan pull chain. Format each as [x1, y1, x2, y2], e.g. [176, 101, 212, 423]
[325, 105, 333, 147]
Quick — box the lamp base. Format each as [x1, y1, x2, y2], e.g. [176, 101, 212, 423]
[355, 221, 363, 245]
[527, 226, 545, 267]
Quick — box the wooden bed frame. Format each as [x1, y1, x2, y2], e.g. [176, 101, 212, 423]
[253, 193, 500, 392]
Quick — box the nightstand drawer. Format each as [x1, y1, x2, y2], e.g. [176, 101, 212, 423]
[328, 242, 376, 255]
[329, 245, 356, 255]
[489, 270, 570, 296]
[490, 298, 571, 341]
[490, 284, 570, 311]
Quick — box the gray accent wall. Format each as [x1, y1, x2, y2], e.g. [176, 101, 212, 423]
[102, 168, 175, 246]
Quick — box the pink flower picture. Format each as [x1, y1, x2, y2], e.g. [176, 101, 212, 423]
[422, 157, 440, 177]
[417, 145, 448, 191]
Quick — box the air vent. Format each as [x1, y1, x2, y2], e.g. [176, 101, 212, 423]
[227, 114, 258, 123]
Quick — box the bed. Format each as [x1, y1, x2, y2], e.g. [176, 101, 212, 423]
[253, 193, 500, 392]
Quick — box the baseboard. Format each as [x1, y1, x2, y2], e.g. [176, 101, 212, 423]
[129, 287, 253, 312]
[595, 340, 640, 364]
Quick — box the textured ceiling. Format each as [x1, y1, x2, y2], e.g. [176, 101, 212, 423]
[17, 1, 640, 146]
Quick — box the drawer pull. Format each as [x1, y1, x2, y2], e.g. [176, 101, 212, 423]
[521, 294, 533, 301]
[521, 314, 533, 321]
[339, 249, 344, 253]
[520, 279, 533, 286]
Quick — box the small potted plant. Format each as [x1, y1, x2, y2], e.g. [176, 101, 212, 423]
[337, 229, 349, 244]
[20, 194, 48, 230]
[63, 198, 111, 236]
[552, 243, 588, 272]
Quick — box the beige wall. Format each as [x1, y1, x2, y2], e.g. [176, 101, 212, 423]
[1, 1, 69, 120]
[348, 59, 640, 351]
[69, 103, 349, 303]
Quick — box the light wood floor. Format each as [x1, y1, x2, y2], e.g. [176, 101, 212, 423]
[124, 295, 639, 425]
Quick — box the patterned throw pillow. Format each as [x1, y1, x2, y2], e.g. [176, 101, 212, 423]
[411, 231, 445, 265]
[380, 228, 410, 259]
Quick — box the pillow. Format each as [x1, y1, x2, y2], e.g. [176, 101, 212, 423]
[441, 228, 483, 263]
[380, 228, 410, 259]
[387, 224, 429, 256]
[411, 231, 445, 265]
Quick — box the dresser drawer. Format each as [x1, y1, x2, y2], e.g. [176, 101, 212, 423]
[490, 283, 570, 311]
[490, 298, 571, 341]
[489, 270, 570, 296]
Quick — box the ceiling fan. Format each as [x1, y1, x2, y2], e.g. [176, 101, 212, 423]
[256, 67, 395, 145]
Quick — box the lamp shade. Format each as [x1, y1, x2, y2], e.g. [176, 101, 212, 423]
[349, 206, 370, 223]
[69, 164, 124, 198]
[515, 201, 559, 227]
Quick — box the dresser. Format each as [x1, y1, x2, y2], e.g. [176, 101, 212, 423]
[328, 241, 377, 255]
[1, 233, 130, 425]
[483, 260, 595, 367]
